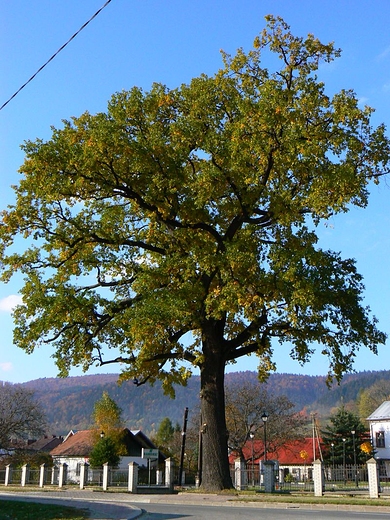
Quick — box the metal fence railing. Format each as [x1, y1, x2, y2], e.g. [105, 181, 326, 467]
[109, 469, 129, 488]
[86, 468, 103, 486]
[323, 464, 368, 492]
[379, 463, 390, 495]
[230, 463, 372, 493]
[230, 463, 316, 492]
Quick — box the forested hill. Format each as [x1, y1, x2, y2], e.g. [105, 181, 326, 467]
[14, 370, 390, 436]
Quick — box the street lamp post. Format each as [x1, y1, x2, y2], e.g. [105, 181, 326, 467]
[261, 412, 269, 462]
[351, 430, 358, 487]
[331, 443, 335, 482]
[249, 432, 255, 487]
[342, 437, 346, 485]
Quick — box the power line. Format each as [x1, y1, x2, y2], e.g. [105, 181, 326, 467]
[0, 0, 113, 112]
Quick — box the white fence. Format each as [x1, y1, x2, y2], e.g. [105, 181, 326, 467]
[232, 457, 388, 498]
[0, 458, 175, 493]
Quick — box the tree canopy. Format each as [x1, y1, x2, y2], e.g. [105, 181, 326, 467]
[0, 16, 389, 490]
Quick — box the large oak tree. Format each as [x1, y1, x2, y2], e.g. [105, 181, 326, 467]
[0, 17, 389, 490]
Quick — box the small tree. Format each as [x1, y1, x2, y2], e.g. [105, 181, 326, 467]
[321, 406, 372, 464]
[92, 391, 123, 433]
[152, 417, 175, 456]
[89, 435, 120, 468]
[0, 384, 46, 449]
[91, 392, 126, 458]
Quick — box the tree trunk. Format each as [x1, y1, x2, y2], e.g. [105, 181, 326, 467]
[199, 329, 233, 491]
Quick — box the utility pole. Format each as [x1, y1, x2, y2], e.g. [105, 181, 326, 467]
[178, 407, 189, 486]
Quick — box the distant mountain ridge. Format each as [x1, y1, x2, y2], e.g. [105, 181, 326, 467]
[12, 369, 390, 435]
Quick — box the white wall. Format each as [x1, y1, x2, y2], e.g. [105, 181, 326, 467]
[370, 420, 390, 460]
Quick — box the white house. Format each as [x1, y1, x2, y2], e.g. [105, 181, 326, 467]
[50, 428, 163, 483]
[229, 437, 321, 483]
[367, 400, 390, 477]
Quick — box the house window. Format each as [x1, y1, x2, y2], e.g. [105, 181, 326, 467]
[376, 431, 385, 448]
[76, 463, 81, 476]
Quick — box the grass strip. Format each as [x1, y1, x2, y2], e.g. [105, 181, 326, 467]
[0, 499, 89, 519]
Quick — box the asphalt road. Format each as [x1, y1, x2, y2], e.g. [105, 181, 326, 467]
[138, 503, 390, 519]
[2, 490, 390, 520]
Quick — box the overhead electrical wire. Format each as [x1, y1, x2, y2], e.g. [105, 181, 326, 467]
[0, 0, 113, 112]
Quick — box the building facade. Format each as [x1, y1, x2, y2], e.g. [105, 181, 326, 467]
[367, 400, 390, 478]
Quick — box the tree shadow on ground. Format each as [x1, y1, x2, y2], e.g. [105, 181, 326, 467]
[141, 512, 191, 519]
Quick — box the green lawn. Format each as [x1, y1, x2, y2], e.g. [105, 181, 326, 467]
[0, 499, 89, 519]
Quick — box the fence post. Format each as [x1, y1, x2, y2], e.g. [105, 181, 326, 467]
[39, 463, 46, 488]
[156, 469, 163, 485]
[5, 464, 13, 486]
[313, 459, 324, 496]
[234, 458, 245, 491]
[128, 461, 138, 493]
[102, 463, 110, 491]
[79, 462, 89, 490]
[21, 464, 30, 487]
[263, 461, 275, 493]
[367, 458, 379, 498]
[58, 463, 67, 488]
[165, 457, 174, 491]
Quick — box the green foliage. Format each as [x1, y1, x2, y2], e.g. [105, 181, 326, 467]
[321, 406, 372, 464]
[88, 435, 120, 468]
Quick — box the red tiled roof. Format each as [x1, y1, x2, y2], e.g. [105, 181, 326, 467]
[50, 428, 163, 460]
[50, 430, 93, 457]
[230, 437, 323, 465]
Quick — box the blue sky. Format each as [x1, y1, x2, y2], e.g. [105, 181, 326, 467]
[1, 0, 390, 384]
